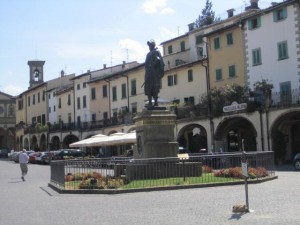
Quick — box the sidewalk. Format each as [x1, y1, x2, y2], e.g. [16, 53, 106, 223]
[0, 159, 300, 225]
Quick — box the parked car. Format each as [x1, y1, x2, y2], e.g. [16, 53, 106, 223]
[0, 149, 8, 158]
[52, 149, 85, 160]
[14, 150, 35, 163]
[293, 153, 300, 170]
[28, 152, 42, 163]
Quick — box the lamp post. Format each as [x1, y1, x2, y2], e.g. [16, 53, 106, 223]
[200, 39, 215, 152]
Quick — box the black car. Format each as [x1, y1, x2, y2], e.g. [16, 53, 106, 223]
[52, 149, 85, 160]
[0, 149, 8, 158]
[293, 153, 300, 170]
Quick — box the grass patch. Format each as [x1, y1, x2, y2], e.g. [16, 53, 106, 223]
[64, 173, 243, 190]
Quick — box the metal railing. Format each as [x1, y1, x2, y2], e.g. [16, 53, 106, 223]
[49, 151, 275, 191]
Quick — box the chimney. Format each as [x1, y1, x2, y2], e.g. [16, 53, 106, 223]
[271, 2, 278, 6]
[60, 70, 64, 77]
[103, 64, 106, 69]
[188, 23, 195, 32]
[122, 61, 126, 69]
[246, 0, 259, 10]
[227, 9, 235, 18]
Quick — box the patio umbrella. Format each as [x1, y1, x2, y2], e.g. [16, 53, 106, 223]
[69, 134, 107, 148]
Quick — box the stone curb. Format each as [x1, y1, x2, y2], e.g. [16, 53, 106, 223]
[48, 175, 278, 195]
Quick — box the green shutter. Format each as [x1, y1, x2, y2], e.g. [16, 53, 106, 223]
[257, 17, 261, 27]
[248, 20, 253, 30]
[282, 7, 287, 18]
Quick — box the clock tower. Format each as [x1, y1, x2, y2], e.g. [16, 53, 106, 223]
[28, 60, 45, 89]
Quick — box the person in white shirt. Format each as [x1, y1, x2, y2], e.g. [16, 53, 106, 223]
[19, 149, 29, 181]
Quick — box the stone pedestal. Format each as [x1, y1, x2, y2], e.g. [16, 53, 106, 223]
[133, 109, 178, 158]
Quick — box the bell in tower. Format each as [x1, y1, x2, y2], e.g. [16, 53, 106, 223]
[28, 60, 45, 89]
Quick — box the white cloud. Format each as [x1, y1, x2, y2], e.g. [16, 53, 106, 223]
[160, 7, 174, 15]
[141, 0, 174, 14]
[119, 38, 148, 63]
[159, 27, 177, 40]
[3, 85, 26, 96]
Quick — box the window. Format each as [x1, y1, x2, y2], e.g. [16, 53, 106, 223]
[278, 41, 288, 60]
[42, 114, 45, 125]
[18, 100, 23, 110]
[58, 98, 61, 108]
[77, 97, 80, 109]
[184, 97, 195, 105]
[102, 85, 107, 97]
[91, 88, 96, 100]
[228, 65, 236, 78]
[273, 7, 287, 22]
[53, 92, 56, 97]
[77, 84, 80, 90]
[227, 33, 233, 45]
[48, 107, 51, 113]
[131, 102, 137, 114]
[42, 91, 45, 101]
[248, 17, 261, 30]
[112, 86, 117, 101]
[252, 48, 262, 66]
[214, 37, 220, 49]
[196, 35, 203, 45]
[83, 82, 86, 88]
[167, 74, 177, 86]
[131, 79, 136, 95]
[33, 94, 35, 105]
[38, 92, 40, 103]
[68, 113, 72, 124]
[37, 116, 41, 124]
[188, 70, 193, 82]
[280, 81, 291, 104]
[103, 112, 108, 119]
[168, 45, 173, 54]
[180, 41, 185, 51]
[77, 116, 81, 127]
[216, 69, 222, 81]
[48, 93, 51, 99]
[32, 117, 36, 125]
[67, 94, 71, 105]
[28, 96, 30, 106]
[122, 83, 127, 98]
[92, 113, 96, 122]
[83, 96, 86, 108]
[53, 105, 56, 112]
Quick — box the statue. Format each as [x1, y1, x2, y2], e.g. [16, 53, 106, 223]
[144, 39, 165, 107]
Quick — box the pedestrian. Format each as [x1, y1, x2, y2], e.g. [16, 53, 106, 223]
[19, 149, 29, 181]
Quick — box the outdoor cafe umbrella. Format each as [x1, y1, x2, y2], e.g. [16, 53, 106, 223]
[86, 132, 136, 147]
[69, 134, 107, 148]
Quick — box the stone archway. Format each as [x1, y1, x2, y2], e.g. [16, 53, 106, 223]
[39, 134, 47, 151]
[31, 135, 38, 151]
[62, 135, 79, 149]
[51, 136, 60, 150]
[215, 116, 257, 152]
[24, 138, 29, 150]
[270, 110, 300, 161]
[177, 124, 208, 153]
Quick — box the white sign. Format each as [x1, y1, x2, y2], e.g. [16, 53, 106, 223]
[242, 162, 248, 177]
[223, 101, 247, 113]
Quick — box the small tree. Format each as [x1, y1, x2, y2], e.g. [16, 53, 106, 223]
[194, 0, 220, 28]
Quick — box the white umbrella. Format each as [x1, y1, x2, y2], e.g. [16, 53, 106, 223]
[69, 134, 107, 148]
[87, 132, 136, 147]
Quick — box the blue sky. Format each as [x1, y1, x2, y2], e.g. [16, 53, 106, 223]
[0, 0, 276, 96]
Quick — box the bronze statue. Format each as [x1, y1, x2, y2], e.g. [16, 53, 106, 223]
[144, 39, 165, 107]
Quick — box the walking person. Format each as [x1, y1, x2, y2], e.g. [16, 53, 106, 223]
[19, 149, 29, 181]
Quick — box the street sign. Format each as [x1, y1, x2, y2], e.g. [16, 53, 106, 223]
[242, 162, 248, 177]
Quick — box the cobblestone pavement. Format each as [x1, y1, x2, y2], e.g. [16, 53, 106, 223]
[0, 159, 299, 225]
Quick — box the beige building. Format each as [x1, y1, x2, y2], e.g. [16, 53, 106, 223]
[0, 91, 15, 150]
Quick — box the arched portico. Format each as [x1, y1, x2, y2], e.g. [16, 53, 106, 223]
[177, 124, 208, 153]
[215, 116, 257, 152]
[270, 109, 300, 161]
